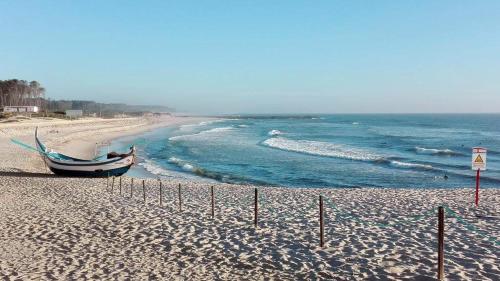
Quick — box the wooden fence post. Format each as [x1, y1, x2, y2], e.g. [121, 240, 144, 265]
[111, 177, 115, 193]
[106, 176, 109, 190]
[130, 178, 133, 198]
[319, 195, 324, 248]
[119, 177, 122, 196]
[142, 180, 146, 204]
[438, 206, 444, 280]
[254, 188, 258, 227]
[159, 181, 163, 207]
[211, 186, 214, 218]
[178, 184, 182, 211]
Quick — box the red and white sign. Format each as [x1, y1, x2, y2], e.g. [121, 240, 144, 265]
[472, 147, 487, 171]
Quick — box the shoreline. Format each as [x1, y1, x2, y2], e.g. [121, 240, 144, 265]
[0, 115, 213, 171]
[2, 115, 498, 188]
[0, 116, 498, 279]
[55, 116, 214, 160]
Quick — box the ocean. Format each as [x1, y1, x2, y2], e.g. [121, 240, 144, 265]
[115, 114, 500, 188]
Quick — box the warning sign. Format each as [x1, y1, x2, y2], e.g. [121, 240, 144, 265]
[472, 147, 487, 171]
[474, 154, 484, 164]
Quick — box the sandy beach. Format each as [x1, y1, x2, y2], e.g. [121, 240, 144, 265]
[0, 117, 499, 280]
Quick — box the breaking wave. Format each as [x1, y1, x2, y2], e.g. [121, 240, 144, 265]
[204, 127, 234, 133]
[389, 160, 433, 170]
[261, 137, 381, 161]
[138, 159, 180, 178]
[179, 119, 226, 130]
[168, 157, 198, 172]
[169, 126, 234, 141]
[262, 137, 434, 170]
[268, 129, 284, 136]
[178, 124, 197, 130]
[199, 119, 227, 126]
[414, 146, 462, 156]
[167, 157, 270, 185]
[138, 159, 215, 181]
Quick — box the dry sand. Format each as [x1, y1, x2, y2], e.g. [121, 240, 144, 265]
[0, 116, 499, 280]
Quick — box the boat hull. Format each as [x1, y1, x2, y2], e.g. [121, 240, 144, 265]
[35, 127, 136, 178]
[48, 165, 132, 177]
[41, 153, 135, 177]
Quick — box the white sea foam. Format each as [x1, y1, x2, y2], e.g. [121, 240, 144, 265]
[182, 164, 194, 171]
[199, 118, 239, 125]
[167, 157, 183, 164]
[237, 124, 249, 128]
[262, 137, 381, 161]
[390, 160, 433, 170]
[199, 120, 218, 126]
[415, 146, 458, 156]
[179, 119, 226, 130]
[168, 157, 191, 171]
[352, 122, 359, 125]
[178, 124, 198, 130]
[205, 127, 234, 133]
[139, 160, 174, 177]
[139, 159, 214, 181]
[268, 129, 284, 136]
[169, 126, 234, 141]
[168, 157, 195, 171]
[262, 137, 435, 170]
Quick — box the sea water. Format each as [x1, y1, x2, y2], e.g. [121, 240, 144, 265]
[115, 114, 500, 188]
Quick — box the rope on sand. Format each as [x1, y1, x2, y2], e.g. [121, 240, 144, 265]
[104, 179, 500, 247]
[322, 196, 437, 228]
[443, 206, 499, 246]
[320, 195, 498, 246]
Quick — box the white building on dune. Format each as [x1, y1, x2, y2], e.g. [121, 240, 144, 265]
[2, 106, 39, 113]
[65, 110, 83, 118]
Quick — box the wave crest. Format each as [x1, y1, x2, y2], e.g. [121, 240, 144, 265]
[268, 129, 284, 136]
[389, 160, 433, 170]
[262, 137, 436, 170]
[139, 160, 174, 177]
[179, 119, 226, 130]
[168, 157, 197, 172]
[415, 146, 461, 156]
[167, 157, 267, 184]
[169, 126, 233, 141]
[262, 137, 381, 161]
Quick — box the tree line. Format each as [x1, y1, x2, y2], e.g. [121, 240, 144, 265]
[45, 99, 173, 115]
[0, 79, 45, 108]
[1, 79, 173, 116]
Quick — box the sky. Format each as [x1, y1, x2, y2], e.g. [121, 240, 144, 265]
[1, 0, 499, 114]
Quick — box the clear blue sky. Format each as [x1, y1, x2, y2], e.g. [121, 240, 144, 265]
[1, 1, 499, 114]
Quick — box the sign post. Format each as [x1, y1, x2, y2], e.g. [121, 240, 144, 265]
[471, 147, 487, 207]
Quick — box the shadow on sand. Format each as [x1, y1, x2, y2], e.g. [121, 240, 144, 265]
[0, 170, 61, 178]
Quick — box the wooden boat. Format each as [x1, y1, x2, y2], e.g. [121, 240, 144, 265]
[35, 128, 135, 177]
